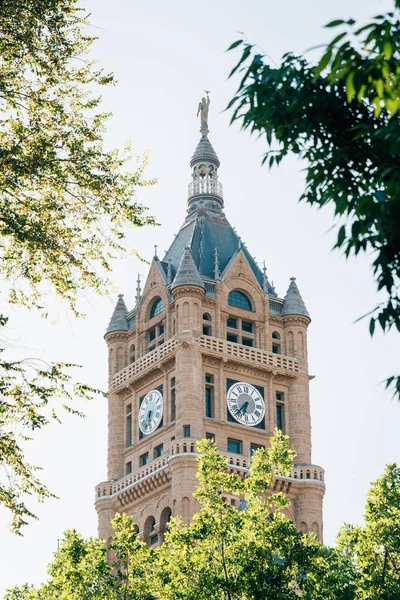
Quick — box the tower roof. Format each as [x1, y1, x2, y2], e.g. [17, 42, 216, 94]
[162, 208, 277, 296]
[105, 294, 128, 334]
[190, 134, 220, 169]
[171, 246, 205, 291]
[282, 278, 310, 319]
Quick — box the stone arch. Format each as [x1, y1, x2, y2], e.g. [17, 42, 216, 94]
[297, 331, 304, 357]
[203, 312, 212, 321]
[224, 277, 264, 315]
[141, 287, 167, 323]
[299, 521, 308, 534]
[182, 496, 190, 524]
[183, 301, 189, 329]
[143, 515, 156, 544]
[159, 506, 172, 541]
[109, 348, 114, 376]
[156, 494, 172, 514]
[287, 331, 294, 356]
[311, 522, 319, 538]
[148, 296, 163, 320]
[116, 347, 124, 372]
[228, 289, 253, 311]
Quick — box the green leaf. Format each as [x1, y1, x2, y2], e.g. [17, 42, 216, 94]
[314, 48, 332, 78]
[337, 224, 346, 247]
[226, 39, 243, 52]
[346, 71, 356, 103]
[383, 41, 393, 59]
[228, 45, 252, 79]
[328, 31, 347, 47]
[369, 318, 375, 336]
[325, 19, 346, 28]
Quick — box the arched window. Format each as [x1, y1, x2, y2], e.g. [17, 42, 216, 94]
[149, 297, 163, 320]
[272, 331, 280, 340]
[228, 290, 252, 311]
[129, 344, 135, 364]
[203, 313, 212, 336]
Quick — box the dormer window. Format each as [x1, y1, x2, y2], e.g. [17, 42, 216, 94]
[228, 290, 253, 311]
[149, 297, 163, 320]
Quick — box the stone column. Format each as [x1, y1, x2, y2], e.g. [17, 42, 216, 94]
[107, 392, 125, 481]
[287, 373, 311, 464]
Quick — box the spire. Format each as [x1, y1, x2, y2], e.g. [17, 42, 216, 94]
[171, 246, 205, 291]
[262, 261, 268, 294]
[214, 247, 220, 279]
[105, 293, 128, 335]
[135, 275, 142, 305]
[167, 259, 173, 285]
[187, 94, 223, 213]
[282, 277, 310, 319]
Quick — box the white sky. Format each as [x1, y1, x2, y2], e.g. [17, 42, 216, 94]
[1, 0, 398, 593]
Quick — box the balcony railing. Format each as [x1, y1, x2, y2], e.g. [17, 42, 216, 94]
[95, 446, 324, 502]
[110, 337, 178, 390]
[200, 335, 300, 373]
[188, 178, 223, 200]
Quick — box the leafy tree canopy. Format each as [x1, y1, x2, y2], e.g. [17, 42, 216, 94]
[5, 433, 400, 598]
[12, 431, 400, 600]
[227, 2, 400, 397]
[0, 0, 155, 533]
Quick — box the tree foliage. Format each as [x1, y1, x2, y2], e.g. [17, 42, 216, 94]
[227, 2, 400, 397]
[10, 432, 400, 599]
[0, 0, 155, 533]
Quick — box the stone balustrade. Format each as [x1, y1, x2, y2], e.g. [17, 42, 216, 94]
[95, 443, 324, 502]
[200, 335, 300, 373]
[110, 337, 178, 390]
[96, 456, 168, 500]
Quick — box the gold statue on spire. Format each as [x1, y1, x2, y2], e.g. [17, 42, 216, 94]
[197, 91, 210, 135]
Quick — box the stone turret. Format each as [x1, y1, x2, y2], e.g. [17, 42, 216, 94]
[105, 294, 128, 335]
[282, 278, 310, 319]
[171, 247, 205, 291]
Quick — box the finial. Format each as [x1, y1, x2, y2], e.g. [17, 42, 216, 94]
[167, 259, 172, 285]
[262, 261, 268, 293]
[154, 244, 158, 258]
[290, 276, 296, 281]
[237, 236, 242, 251]
[197, 91, 210, 136]
[214, 247, 220, 279]
[135, 274, 142, 305]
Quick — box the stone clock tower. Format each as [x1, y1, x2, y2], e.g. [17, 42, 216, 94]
[95, 98, 325, 547]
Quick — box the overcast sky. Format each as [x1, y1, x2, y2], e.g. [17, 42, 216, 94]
[1, 0, 398, 594]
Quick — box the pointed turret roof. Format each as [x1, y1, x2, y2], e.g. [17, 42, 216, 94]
[282, 278, 310, 319]
[190, 134, 220, 168]
[105, 294, 128, 335]
[171, 246, 205, 291]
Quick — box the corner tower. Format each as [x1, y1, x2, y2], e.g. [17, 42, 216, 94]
[95, 97, 325, 546]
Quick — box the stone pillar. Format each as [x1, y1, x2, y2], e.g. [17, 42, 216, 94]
[107, 392, 125, 481]
[287, 373, 311, 464]
[175, 333, 203, 439]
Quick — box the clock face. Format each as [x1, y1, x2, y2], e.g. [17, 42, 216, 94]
[139, 389, 163, 435]
[227, 382, 265, 427]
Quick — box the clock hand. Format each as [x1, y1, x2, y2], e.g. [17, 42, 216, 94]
[146, 409, 153, 423]
[240, 401, 249, 414]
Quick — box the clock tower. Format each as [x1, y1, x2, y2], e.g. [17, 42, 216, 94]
[95, 100, 325, 547]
